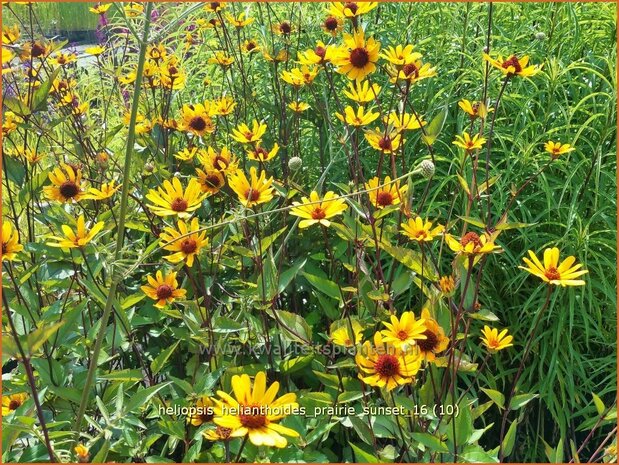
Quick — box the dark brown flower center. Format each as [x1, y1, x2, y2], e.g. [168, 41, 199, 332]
[156, 284, 173, 300]
[254, 148, 268, 160]
[460, 232, 482, 249]
[344, 2, 359, 14]
[216, 426, 232, 439]
[246, 41, 256, 51]
[378, 137, 392, 150]
[315, 46, 326, 58]
[8, 400, 21, 410]
[311, 207, 326, 220]
[190, 116, 207, 132]
[396, 330, 409, 341]
[376, 191, 394, 207]
[324, 16, 339, 31]
[402, 62, 419, 78]
[279, 21, 292, 34]
[350, 47, 370, 68]
[31, 43, 46, 57]
[502, 55, 522, 74]
[204, 174, 223, 188]
[171, 197, 188, 212]
[210, 2, 220, 9]
[375, 354, 400, 377]
[239, 405, 267, 429]
[180, 239, 198, 254]
[545, 266, 561, 281]
[416, 329, 439, 352]
[245, 189, 261, 202]
[60, 181, 79, 199]
[214, 156, 229, 170]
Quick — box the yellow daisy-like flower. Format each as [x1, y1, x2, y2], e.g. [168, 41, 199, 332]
[483, 53, 541, 78]
[330, 320, 363, 347]
[74, 444, 90, 463]
[544, 141, 575, 159]
[197, 146, 238, 175]
[213, 371, 300, 448]
[196, 169, 226, 196]
[180, 103, 215, 137]
[335, 105, 379, 127]
[145, 178, 207, 218]
[212, 96, 236, 116]
[20, 41, 51, 61]
[365, 176, 407, 209]
[445, 231, 499, 256]
[2, 221, 23, 261]
[385, 111, 426, 131]
[458, 99, 489, 120]
[208, 51, 234, 67]
[356, 332, 422, 391]
[204, 2, 227, 13]
[159, 57, 186, 90]
[241, 39, 260, 54]
[400, 217, 444, 242]
[2, 111, 23, 136]
[82, 181, 121, 200]
[118, 70, 137, 85]
[519, 247, 588, 286]
[225, 12, 254, 28]
[122, 113, 152, 134]
[89, 3, 111, 14]
[388, 58, 436, 84]
[124, 2, 144, 17]
[49, 51, 77, 67]
[2, 48, 14, 67]
[175, 147, 200, 162]
[247, 143, 280, 162]
[281, 66, 319, 87]
[332, 28, 380, 81]
[203, 426, 233, 442]
[159, 218, 208, 268]
[288, 102, 310, 113]
[381, 44, 422, 66]
[439, 276, 456, 295]
[480, 326, 514, 352]
[289, 191, 347, 228]
[364, 128, 402, 154]
[231, 120, 267, 144]
[228, 167, 275, 208]
[263, 48, 289, 63]
[46, 215, 105, 249]
[417, 309, 449, 362]
[297, 41, 333, 66]
[381, 311, 427, 349]
[343, 80, 381, 104]
[272, 21, 294, 36]
[321, 15, 343, 36]
[187, 396, 215, 426]
[453, 132, 487, 151]
[2, 25, 20, 44]
[43, 163, 85, 203]
[141, 270, 187, 308]
[2, 393, 27, 416]
[330, 2, 378, 18]
[85, 45, 105, 56]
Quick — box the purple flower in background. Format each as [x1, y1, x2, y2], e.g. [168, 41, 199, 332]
[150, 8, 160, 22]
[95, 14, 108, 44]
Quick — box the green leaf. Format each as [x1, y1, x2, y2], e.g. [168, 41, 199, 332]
[301, 272, 341, 301]
[458, 216, 487, 228]
[411, 432, 449, 453]
[592, 393, 605, 415]
[421, 107, 447, 146]
[350, 443, 380, 463]
[267, 309, 312, 343]
[509, 393, 538, 410]
[381, 242, 438, 280]
[277, 258, 307, 294]
[27, 322, 64, 355]
[501, 419, 518, 457]
[124, 382, 172, 414]
[32, 68, 60, 112]
[481, 388, 505, 410]
[280, 354, 314, 374]
[150, 341, 180, 375]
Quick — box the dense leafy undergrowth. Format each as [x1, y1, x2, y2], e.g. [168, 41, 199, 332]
[1, 2, 617, 463]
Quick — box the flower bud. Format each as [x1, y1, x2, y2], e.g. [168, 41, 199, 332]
[419, 159, 435, 179]
[535, 32, 546, 40]
[144, 162, 154, 173]
[288, 156, 302, 171]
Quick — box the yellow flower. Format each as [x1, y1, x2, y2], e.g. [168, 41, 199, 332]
[213, 371, 300, 448]
[332, 28, 380, 81]
[381, 44, 422, 66]
[225, 12, 254, 28]
[89, 3, 111, 14]
[401, 217, 444, 242]
[445, 231, 499, 256]
[2, 25, 20, 44]
[388, 58, 436, 84]
[82, 181, 121, 200]
[159, 57, 186, 90]
[147, 43, 168, 62]
[187, 396, 215, 426]
[145, 178, 207, 218]
[46, 215, 105, 249]
[208, 51, 234, 67]
[290, 191, 347, 228]
[453, 132, 487, 151]
[212, 96, 236, 116]
[335, 105, 379, 127]
[381, 311, 427, 349]
[330, 2, 378, 18]
[228, 167, 275, 208]
[84, 45, 105, 56]
[204, 2, 227, 13]
[180, 103, 215, 137]
[203, 426, 233, 442]
[384, 111, 426, 131]
[458, 99, 489, 119]
[49, 51, 77, 67]
[2, 221, 23, 261]
[74, 444, 90, 463]
[123, 113, 152, 134]
[124, 2, 144, 17]
[196, 169, 226, 196]
[2, 48, 14, 67]
[417, 309, 449, 362]
[365, 176, 407, 209]
[241, 39, 260, 54]
[20, 40, 51, 61]
[288, 102, 310, 113]
[519, 247, 588, 286]
[141, 270, 187, 308]
[439, 275, 456, 295]
[231, 120, 267, 144]
[364, 128, 402, 154]
[43, 163, 85, 203]
[247, 143, 280, 162]
[2, 111, 22, 136]
[356, 332, 422, 391]
[118, 70, 136, 85]
[483, 53, 541, 78]
[330, 320, 363, 347]
[544, 141, 574, 159]
[297, 41, 333, 66]
[321, 15, 343, 36]
[159, 218, 208, 268]
[480, 326, 513, 352]
[263, 48, 289, 63]
[281, 66, 319, 87]
[197, 146, 238, 175]
[272, 21, 294, 36]
[343, 80, 381, 104]
[2, 393, 27, 416]
[175, 147, 200, 162]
